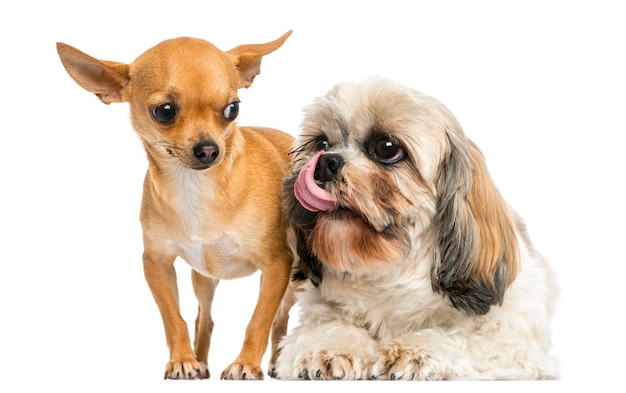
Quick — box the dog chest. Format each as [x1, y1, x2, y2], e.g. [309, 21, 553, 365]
[178, 235, 258, 279]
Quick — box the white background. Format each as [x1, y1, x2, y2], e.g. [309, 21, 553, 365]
[1, 1, 624, 392]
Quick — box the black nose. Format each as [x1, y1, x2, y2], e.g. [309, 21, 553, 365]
[314, 153, 344, 183]
[193, 141, 219, 165]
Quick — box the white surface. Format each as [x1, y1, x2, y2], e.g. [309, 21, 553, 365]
[1, 1, 624, 391]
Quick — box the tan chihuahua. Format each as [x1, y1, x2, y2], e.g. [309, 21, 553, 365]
[56, 31, 296, 380]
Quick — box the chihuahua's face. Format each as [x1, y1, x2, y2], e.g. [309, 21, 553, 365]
[57, 31, 293, 172]
[127, 38, 242, 171]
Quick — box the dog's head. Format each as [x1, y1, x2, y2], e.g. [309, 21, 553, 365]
[56, 31, 291, 171]
[284, 77, 519, 315]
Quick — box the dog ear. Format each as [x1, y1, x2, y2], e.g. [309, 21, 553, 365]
[291, 227, 324, 287]
[227, 30, 292, 88]
[431, 131, 519, 315]
[56, 43, 129, 105]
[282, 169, 324, 286]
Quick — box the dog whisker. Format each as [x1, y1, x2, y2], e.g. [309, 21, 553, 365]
[290, 134, 321, 156]
[151, 141, 183, 151]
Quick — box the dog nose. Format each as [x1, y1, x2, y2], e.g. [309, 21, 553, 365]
[314, 153, 344, 183]
[193, 141, 219, 165]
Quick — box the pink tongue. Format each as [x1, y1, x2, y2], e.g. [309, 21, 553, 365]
[294, 150, 338, 212]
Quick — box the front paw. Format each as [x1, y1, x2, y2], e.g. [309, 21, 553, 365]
[220, 361, 264, 380]
[295, 350, 368, 380]
[164, 359, 209, 380]
[369, 342, 444, 380]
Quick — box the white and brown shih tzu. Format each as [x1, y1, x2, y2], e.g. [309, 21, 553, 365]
[274, 77, 559, 380]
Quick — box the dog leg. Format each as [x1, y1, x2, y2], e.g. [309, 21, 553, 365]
[191, 270, 218, 379]
[267, 278, 298, 378]
[220, 253, 292, 380]
[143, 250, 207, 379]
[370, 328, 559, 380]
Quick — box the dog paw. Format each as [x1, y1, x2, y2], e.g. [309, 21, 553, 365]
[164, 359, 209, 380]
[267, 350, 283, 379]
[220, 361, 264, 380]
[369, 342, 444, 380]
[295, 350, 368, 380]
[267, 363, 278, 379]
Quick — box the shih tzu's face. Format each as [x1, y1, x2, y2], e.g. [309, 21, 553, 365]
[284, 78, 457, 275]
[284, 77, 519, 315]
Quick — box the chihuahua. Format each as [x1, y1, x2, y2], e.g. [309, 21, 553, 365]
[56, 31, 295, 380]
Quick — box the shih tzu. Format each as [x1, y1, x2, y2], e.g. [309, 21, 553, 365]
[274, 77, 559, 380]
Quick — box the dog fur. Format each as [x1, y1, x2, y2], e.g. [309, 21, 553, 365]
[56, 31, 296, 380]
[275, 77, 559, 380]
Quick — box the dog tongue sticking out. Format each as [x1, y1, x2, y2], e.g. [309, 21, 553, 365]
[294, 150, 338, 212]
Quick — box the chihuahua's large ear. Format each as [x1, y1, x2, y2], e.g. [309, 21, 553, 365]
[227, 30, 292, 88]
[56, 43, 129, 104]
[431, 131, 519, 315]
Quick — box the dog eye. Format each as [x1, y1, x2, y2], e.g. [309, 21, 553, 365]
[223, 101, 239, 121]
[316, 138, 329, 151]
[152, 103, 176, 124]
[371, 137, 404, 164]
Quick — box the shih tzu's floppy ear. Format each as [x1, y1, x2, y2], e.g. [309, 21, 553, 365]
[291, 227, 324, 287]
[281, 174, 325, 286]
[431, 131, 519, 315]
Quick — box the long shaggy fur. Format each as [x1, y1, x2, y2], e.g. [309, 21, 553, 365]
[276, 77, 559, 380]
